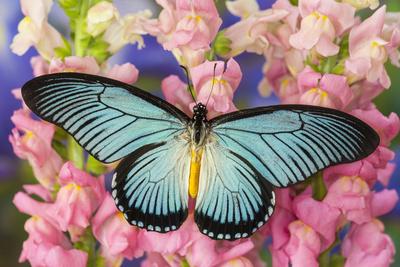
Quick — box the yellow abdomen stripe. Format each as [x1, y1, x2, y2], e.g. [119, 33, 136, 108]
[189, 148, 203, 198]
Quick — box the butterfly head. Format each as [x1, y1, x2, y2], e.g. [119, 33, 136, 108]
[193, 103, 207, 121]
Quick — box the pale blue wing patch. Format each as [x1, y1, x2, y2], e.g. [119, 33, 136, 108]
[211, 106, 379, 187]
[194, 141, 275, 240]
[22, 73, 189, 163]
[112, 138, 191, 232]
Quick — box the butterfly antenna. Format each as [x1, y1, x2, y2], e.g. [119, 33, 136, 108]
[180, 65, 197, 104]
[205, 63, 218, 107]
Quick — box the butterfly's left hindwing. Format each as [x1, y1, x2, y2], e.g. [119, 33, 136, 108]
[112, 134, 191, 232]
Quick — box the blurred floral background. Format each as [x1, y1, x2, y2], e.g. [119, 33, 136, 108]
[0, 0, 399, 266]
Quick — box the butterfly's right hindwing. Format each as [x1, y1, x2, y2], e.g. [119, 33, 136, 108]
[22, 73, 190, 163]
[112, 137, 191, 232]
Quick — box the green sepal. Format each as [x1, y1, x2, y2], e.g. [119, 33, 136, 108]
[86, 36, 111, 64]
[289, 0, 298, 6]
[85, 155, 107, 176]
[320, 55, 338, 74]
[213, 30, 232, 57]
[54, 36, 72, 59]
[311, 171, 327, 201]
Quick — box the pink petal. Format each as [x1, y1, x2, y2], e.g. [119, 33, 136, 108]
[371, 189, 399, 217]
[315, 34, 340, 56]
[106, 63, 139, 84]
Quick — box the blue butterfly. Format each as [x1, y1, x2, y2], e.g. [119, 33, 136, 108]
[22, 73, 379, 240]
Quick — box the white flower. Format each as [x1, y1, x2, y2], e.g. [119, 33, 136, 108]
[103, 10, 152, 54]
[226, 0, 260, 19]
[341, 0, 379, 10]
[87, 1, 119, 37]
[10, 0, 63, 60]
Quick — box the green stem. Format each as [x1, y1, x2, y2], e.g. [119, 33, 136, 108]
[318, 236, 341, 267]
[181, 258, 190, 267]
[311, 171, 327, 201]
[74, 0, 89, 56]
[67, 135, 84, 169]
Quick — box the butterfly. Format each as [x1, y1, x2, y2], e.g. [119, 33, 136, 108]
[21, 72, 379, 240]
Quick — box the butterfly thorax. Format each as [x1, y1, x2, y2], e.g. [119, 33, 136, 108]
[191, 103, 208, 146]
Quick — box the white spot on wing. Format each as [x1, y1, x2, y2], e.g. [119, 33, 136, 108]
[217, 234, 223, 239]
[148, 225, 154, 231]
[271, 191, 276, 205]
[112, 189, 117, 198]
[268, 206, 274, 216]
[112, 173, 117, 188]
[138, 221, 144, 227]
[118, 205, 124, 211]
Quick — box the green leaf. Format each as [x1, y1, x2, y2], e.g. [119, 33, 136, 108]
[289, 0, 298, 6]
[311, 171, 327, 201]
[67, 135, 84, 169]
[86, 155, 107, 176]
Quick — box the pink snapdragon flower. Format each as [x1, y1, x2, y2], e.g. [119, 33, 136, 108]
[153, 0, 221, 51]
[284, 220, 321, 267]
[224, 7, 289, 57]
[13, 187, 88, 267]
[49, 56, 100, 74]
[92, 194, 143, 263]
[346, 6, 391, 88]
[293, 194, 341, 249]
[161, 58, 242, 118]
[296, 67, 353, 109]
[342, 219, 395, 267]
[383, 12, 400, 67]
[9, 109, 63, 190]
[191, 58, 242, 118]
[31, 56, 50, 76]
[161, 74, 193, 116]
[106, 63, 139, 84]
[324, 146, 396, 187]
[47, 162, 105, 240]
[351, 107, 400, 146]
[290, 0, 355, 56]
[324, 176, 373, 224]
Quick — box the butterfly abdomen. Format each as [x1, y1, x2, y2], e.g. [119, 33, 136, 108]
[189, 147, 203, 198]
